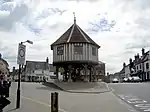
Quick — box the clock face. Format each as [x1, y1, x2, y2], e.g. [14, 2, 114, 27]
[19, 49, 25, 57]
[36, 65, 39, 68]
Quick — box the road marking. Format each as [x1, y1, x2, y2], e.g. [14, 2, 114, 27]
[11, 93, 67, 112]
[118, 94, 150, 112]
[110, 87, 115, 92]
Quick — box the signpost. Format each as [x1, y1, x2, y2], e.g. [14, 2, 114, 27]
[16, 40, 33, 109]
[16, 43, 26, 109]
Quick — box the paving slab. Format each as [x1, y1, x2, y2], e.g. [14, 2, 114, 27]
[3, 94, 53, 112]
[45, 81, 110, 93]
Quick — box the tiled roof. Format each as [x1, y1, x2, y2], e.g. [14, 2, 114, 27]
[26, 61, 48, 70]
[141, 51, 149, 62]
[51, 23, 100, 48]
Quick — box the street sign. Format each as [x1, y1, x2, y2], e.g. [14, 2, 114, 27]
[17, 43, 26, 65]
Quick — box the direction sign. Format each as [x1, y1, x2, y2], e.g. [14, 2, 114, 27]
[17, 43, 26, 65]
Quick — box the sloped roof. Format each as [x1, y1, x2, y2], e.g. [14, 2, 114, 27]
[119, 67, 125, 74]
[134, 51, 149, 65]
[51, 22, 100, 49]
[26, 61, 48, 70]
[141, 51, 149, 62]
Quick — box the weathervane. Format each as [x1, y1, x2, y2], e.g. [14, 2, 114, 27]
[73, 12, 76, 24]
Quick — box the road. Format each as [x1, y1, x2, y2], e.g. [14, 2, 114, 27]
[109, 83, 150, 112]
[6, 82, 137, 112]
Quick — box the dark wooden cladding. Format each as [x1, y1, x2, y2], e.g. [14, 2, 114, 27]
[53, 43, 98, 62]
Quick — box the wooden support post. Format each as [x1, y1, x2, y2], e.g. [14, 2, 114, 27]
[56, 67, 59, 80]
[89, 67, 92, 82]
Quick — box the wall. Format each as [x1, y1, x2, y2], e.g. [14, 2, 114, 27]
[53, 43, 99, 62]
[125, 65, 130, 77]
[143, 59, 150, 80]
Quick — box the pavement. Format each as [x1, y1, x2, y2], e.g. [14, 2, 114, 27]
[3, 82, 139, 112]
[4, 94, 50, 112]
[45, 81, 110, 93]
[109, 83, 150, 112]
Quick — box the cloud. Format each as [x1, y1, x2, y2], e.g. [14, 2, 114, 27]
[1, 0, 150, 74]
[0, 1, 28, 31]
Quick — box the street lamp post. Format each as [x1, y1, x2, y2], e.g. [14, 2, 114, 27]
[16, 40, 33, 109]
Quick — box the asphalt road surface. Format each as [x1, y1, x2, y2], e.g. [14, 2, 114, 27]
[8, 82, 137, 112]
[109, 83, 150, 112]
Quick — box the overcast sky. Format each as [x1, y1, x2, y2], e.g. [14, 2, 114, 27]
[0, 0, 150, 73]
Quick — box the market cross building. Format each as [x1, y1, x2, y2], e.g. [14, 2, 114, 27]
[51, 14, 103, 82]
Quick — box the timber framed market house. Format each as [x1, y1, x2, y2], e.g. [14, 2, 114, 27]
[51, 14, 101, 82]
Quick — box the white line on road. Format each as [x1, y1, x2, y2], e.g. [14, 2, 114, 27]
[110, 87, 115, 92]
[118, 94, 150, 112]
[11, 93, 67, 112]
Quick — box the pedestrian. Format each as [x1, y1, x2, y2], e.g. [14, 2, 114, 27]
[0, 71, 11, 112]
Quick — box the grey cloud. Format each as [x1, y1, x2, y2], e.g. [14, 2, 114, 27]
[88, 17, 116, 33]
[135, 17, 150, 30]
[3, 55, 16, 63]
[0, 1, 16, 12]
[0, 45, 17, 64]
[49, 0, 99, 2]
[36, 8, 67, 20]
[0, 2, 29, 31]
[126, 41, 150, 50]
[114, 0, 150, 11]
[106, 65, 118, 73]
[23, 8, 67, 34]
[28, 44, 46, 51]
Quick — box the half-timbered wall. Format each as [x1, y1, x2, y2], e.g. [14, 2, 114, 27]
[53, 43, 99, 62]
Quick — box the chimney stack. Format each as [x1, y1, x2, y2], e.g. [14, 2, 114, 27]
[129, 58, 132, 64]
[134, 55, 137, 60]
[46, 57, 49, 63]
[123, 62, 126, 68]
[137, 53, 139, 59]
[142, 48, 145, 55]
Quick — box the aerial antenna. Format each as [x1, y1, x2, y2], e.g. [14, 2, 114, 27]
[73, 12, 76, 24]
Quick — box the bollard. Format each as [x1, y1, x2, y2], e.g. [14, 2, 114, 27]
[51, 92, 58, 112]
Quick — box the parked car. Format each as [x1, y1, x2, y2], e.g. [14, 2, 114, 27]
[123, 77, 128, 82]
[131, 76, 142, 83]
[112, 78, 119, 83]
[127, 77, 133, 82]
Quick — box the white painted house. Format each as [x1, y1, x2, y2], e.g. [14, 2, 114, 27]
[24, 57, 53, 81]
[119, 48, 150, 82]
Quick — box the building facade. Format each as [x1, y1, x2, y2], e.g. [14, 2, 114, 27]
[51, 16, 104, 82]
[117, 48, 150, 82]
[24, 57, 51, 81]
